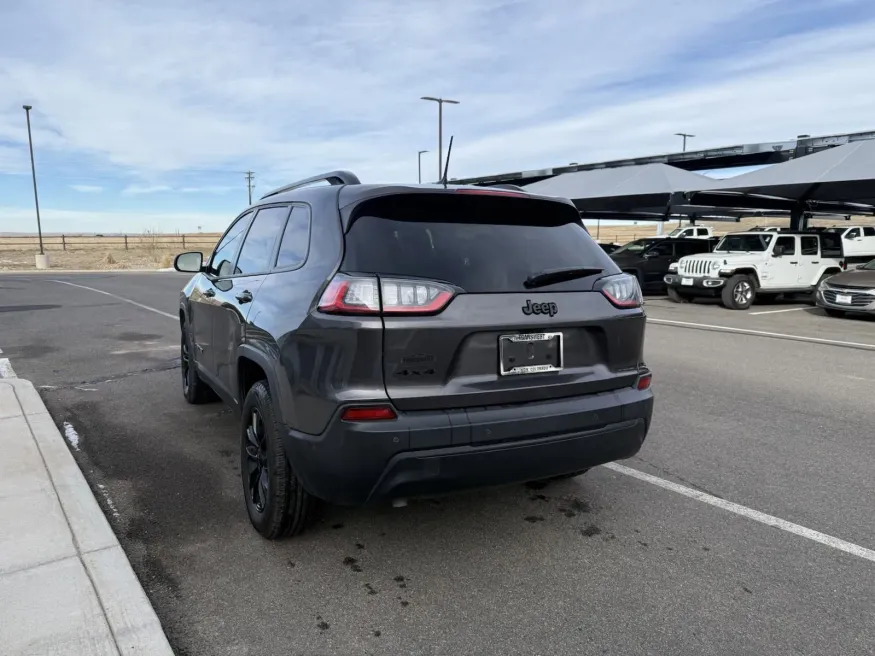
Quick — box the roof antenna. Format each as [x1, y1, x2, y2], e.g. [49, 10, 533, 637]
[441, 135, 454, 188]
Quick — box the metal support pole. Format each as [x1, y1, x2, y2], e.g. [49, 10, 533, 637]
[23, 105, 44, 255]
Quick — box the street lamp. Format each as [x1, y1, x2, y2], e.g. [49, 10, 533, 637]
[22, 105, 47, 267]
[420, 96, 459, 180]
[675, 132, 695, 152]
[417, 150, 429, 184]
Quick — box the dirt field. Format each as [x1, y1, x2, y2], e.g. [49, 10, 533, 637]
[2, 218, 874, 270]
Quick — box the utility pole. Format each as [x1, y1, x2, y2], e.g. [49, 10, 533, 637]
[417, 150, 428, 184]
[245, 171, 255, 204]
[675, 132, 695, 152]
[22, 105, 44, 257]
[421, 97, 459, 180]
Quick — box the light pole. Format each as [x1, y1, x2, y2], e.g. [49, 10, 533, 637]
[417, 150, 429, 184]
[22, 105, 45, 259]
[675, 132, 695, 152]
[421, 96, 459, 180]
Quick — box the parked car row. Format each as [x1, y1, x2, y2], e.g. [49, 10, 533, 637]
[604, 226, 875, 316]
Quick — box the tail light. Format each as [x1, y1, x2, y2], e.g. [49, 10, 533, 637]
[600, 273, 643, 309]
[341, 406, 397, 421]
[636, 372, 652, 391]
[318, 274, 455, 315]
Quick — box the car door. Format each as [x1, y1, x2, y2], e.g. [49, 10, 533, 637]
[797, 235, 821, 285]
[767, 235, 799, 288]
[640, 240, 674, 284]
[191, 211, 254, 382]
[843, 227, 863, 256]
[211, 205, 292, 401]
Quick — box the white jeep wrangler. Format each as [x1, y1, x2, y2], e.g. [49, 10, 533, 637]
[663, 231, 845, 310]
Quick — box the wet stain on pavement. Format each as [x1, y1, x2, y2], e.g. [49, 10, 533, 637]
[524, 515, 545, 523]
[343, 556, 363, 572]
[581, 525, 602, 537]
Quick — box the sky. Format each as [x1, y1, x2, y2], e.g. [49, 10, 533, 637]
[2, 0, 875, 234]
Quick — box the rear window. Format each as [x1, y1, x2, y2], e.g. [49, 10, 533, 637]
[341, 194, 614, 293]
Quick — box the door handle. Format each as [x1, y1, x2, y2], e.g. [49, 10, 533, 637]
[203, 288, 216, 298]
[812, 261, 819, 264]
[235, 290, 253, 304]
[789, 261, 798, 264]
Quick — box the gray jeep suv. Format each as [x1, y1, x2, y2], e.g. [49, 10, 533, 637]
[174, 171, 654, 539]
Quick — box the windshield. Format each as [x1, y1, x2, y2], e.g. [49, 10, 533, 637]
[667, 228, 685, 237]
[612, 238, 662, 255]
[715, 233, 774, 252]
[862, 259, 875, 271]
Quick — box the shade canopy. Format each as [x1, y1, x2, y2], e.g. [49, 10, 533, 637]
[692, 139, 875, 207]
[523, 163, 717, 211]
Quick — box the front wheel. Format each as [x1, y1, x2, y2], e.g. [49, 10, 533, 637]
[666, 287, 691, 303]
[721, 274, 756, 310]
[241, 380, 315, 540]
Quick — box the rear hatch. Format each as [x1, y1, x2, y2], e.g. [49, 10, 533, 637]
[330, 190, 646, 412]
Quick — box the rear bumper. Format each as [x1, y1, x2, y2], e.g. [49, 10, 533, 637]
[281, 385, 653, 506]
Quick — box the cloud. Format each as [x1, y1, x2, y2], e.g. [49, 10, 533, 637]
[70, 184, 103, 192]
[122, 184, 172, 195]
[179, 185, 236, 194]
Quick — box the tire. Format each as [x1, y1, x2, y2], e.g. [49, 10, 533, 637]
[666, 287, 691, 303]
[181, 326, 217, 404]
[824, 308, 846, 318]
[721, 274, 755, 310]
[241, 380, 315, 540]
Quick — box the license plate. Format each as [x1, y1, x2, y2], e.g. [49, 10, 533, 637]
[835, 293, 853, 304]
[681, 278, 693, 286]
[499, 332, 563, 376]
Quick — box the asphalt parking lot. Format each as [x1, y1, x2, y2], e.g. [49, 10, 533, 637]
[1, 272, 874, 656]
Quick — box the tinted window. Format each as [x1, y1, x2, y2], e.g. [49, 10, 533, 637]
[696, 228, 708, 236]
[846, 228, 861, 239]
[863, 227, 875, 237]
[801, 236, 819, 255]
[235, 206, 290, 275]
[275, 206, 312, 269]
[342, 194, 611, 293]
[676, 241, 709, 256]
[210, 212, 253, 276]
[645, 242, 673, 257]
[775, 236, 796, 255]
[715, 233, 773, 252]
[612, 238, 663, 255]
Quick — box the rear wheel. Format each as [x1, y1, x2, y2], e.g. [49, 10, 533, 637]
[666, 287, 691, 303]
[241, 380, 315, 540]
[721, 274, 755, 310]
[181, 326, 216, 404]
[824, 308, 846, 318]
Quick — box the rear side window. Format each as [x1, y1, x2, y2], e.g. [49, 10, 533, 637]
[235, 206, 291, 275]
[342, 194, 612, 293]
[275, 206, 312, 269]
[800, 236, 818, 255]
[864, 227, 875, 237]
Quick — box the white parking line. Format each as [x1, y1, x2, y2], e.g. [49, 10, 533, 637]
[648, 318, 875, 350]
[605, 463, 875, 563]
[0, 358, 17, 378]
[51, 280, 177, 320]
[748, 307, 810, 316]
[109, 345, 178, 355]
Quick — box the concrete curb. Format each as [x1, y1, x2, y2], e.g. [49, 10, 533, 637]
[0, 378, 174, 655]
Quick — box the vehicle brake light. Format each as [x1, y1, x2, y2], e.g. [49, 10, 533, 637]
[600, 273, 643, 309]
[341, 406, 397, 421]
[318, 274, 455, 315]
[636, 373, 652, 391]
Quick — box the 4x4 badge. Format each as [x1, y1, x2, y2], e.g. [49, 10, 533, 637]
[521, 300, 558, 317]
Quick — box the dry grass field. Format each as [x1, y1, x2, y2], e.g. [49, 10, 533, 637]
[2, 217, 875, 270]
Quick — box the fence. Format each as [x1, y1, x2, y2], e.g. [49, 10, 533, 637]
[0, 234, 222, 252]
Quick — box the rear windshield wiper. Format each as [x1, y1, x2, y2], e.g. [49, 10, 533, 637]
[524, 267, 604, 289]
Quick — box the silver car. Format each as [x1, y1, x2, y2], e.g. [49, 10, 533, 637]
[816, 259, 875, 317]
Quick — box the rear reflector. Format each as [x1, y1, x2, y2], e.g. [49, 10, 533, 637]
[341, 406, 397, 422]
[318, 274, 455, 316]
[636, 373, 652, 391]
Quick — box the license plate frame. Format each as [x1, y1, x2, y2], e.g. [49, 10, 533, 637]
[498, 332, 563, 376]
[835, 293, 853, 304]
[681, 277, 694, 286]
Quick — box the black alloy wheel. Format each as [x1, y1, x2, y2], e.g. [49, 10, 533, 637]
[244, 408, 269, 513]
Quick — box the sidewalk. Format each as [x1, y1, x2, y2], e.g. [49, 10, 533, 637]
[0, 377, 174, 655]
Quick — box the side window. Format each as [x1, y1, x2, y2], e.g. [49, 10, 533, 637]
[846, 228, 861, 239]
[696, 228, 708, 236]
[234, 206, 292, 276]
[646, 242, 673, 257]
[775, 236, 796, 255]
[209, 212, 253, 277]
[275, 206, 312, 269]
[800, 236, 819, 255]
[675, 241, 701, 257]
[863, 227, 875, 237]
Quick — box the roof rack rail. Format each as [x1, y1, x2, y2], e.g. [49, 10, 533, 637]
[260, 170, 360, 200]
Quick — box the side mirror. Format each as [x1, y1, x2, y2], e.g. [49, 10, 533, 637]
[856, 264, 867, 270]
[174, 251, 203, 273]
[772, 245, 784, 257]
